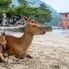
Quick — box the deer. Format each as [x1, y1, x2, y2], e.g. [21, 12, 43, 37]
[5, 18, 45, 59]
[0, 35, 7, 63]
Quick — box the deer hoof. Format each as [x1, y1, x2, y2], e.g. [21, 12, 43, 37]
[26, 54, 33, 58]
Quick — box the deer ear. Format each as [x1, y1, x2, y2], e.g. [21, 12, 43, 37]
[28, 18, 35, 23]
[24, 17, 28, 21]
[21, 16, 28, 21]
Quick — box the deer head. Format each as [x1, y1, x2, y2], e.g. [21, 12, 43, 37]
[24, 19, 45, 35]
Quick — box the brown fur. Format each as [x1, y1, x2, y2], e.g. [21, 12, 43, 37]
[5, 19, 45, 58]
[0, 35, 7, 62]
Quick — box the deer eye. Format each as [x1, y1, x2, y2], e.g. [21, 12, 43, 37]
[33, 25, 36, 27]
[32, 21, 34, 23]
[39, 27, 42, 30]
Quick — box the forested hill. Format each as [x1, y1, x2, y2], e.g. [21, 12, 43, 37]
[28, 0, 60, 26]
[47, 5, 60, 26]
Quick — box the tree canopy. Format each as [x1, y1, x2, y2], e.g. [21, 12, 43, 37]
[0, 0, 12, 6]
[17, 0, 28, 6]
[0, 0, 52, 23]
[15, 1, 52, 23]
[0, 0, 12, 15]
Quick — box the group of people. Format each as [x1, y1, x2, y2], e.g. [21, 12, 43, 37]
[0, 18, 15, 26]
[0, 16, 26, 26]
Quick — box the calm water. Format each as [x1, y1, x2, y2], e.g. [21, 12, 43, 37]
[52, 29, 69, 37]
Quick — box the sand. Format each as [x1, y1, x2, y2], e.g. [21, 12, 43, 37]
[0, 32, 69, 69]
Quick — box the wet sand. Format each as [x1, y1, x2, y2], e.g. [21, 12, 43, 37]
[0, 32, 69, 69]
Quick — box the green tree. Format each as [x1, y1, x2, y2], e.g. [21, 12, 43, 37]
[37, 3, 52, 22]
[0, 0, 12, 16]
[17, 0, 52, 23]
[7, 5, 17, 18]
[0, 0, 12, 6]
[6, 0, 52, 23]
[17, 0, 28, 6]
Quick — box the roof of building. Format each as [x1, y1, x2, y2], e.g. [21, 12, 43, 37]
[60, 12, 69, 15]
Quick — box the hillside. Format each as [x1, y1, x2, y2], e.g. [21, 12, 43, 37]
[29, 0, 60, 26]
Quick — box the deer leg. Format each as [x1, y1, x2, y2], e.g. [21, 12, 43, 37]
[15, 53, 26, 59]
[15, 55, 24, 59]
[0, 53, 6, 63]
[26, 54, 33, 58]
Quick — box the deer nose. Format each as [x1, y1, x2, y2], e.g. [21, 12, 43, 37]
[43, 30, 45, 34]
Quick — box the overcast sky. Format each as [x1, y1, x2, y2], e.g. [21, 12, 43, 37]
[41, 0, 69, 13]
[12, 0, 69, 13]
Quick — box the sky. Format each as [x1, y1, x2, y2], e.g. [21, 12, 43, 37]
[12, 0, 19, 6]
[41, 0, 69, 13]
[12, 0, 69, 13]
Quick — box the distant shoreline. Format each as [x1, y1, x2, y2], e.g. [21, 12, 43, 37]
[52, 29, 69, 37]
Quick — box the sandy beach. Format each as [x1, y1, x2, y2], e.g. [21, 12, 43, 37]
[0, 32, 69, 69]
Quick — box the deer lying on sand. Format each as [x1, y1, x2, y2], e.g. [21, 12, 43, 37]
[5, 19, 45, 59]
[0, 35, 7, 63]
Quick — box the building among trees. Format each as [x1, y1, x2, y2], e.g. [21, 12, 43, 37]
[59, 13, 69, 29]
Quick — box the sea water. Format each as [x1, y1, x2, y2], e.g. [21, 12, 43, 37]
[52, 29, 69, 38]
